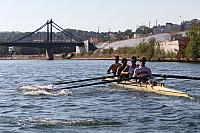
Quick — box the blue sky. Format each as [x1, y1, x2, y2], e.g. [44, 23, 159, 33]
[0, 0, 199, 32]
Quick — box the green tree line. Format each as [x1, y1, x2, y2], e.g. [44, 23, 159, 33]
[185, 24, 200, 60]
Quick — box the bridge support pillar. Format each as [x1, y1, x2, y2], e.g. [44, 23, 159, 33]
[46, 48, 54, 60]
[76, 40, 89, 54]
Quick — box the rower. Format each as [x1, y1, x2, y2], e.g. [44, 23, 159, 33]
[117, 58, 130, 78]
[128, 56, 138, 77]
[107, 55, 122, 76]
[133, 57, 153, 82]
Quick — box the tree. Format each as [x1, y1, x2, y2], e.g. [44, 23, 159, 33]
[102, 47, 114, 55]
[185, 40, 199, 59]
[0, 41, 9, 57]
[124, 29, 134, 38]
[154, 44, 166, 59]
[14, 47, 44, 55]
[145, 38, 156, 58]
[185, 24, 200, 59]
[136, 26, 152, 35]
[0, 46, 8, 56]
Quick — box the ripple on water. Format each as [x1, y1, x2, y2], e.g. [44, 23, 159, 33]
[1, 60, 200, 132]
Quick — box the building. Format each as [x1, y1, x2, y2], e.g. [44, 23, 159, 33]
[159, 40, 179, 53]
[152, 23, 181, 34]
[181, 19, 200, 31]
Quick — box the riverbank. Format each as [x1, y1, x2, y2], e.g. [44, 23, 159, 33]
[71, 57, 200, 62]
[0, 54, 200, 63]
[0, 54, 63, 60]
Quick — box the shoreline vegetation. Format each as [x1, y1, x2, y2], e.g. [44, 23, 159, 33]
[0, 54, 200, 63]
[72, 58, 200, 62]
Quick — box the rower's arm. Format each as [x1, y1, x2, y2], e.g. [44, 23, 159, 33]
[116, 66, 122, 76]
[148, 69, 153, 79]
[107, 64, 113, 73]
[133, 69, 138, 77]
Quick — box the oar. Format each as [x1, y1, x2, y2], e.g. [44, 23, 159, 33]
[53, 77, 155, 91]
[55, 77, 144, 90]
[53, 75, 117, 85]
[153, 74, 200, 80]
[56, 79, 118, 90]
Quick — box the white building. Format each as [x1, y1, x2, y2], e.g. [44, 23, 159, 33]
[159, 40, 179, 53]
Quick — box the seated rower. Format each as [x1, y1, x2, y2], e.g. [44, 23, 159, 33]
[117, 58, 130, 79]
[107, 55, 122, 76]
[128, 56, 138, 77]
[133, 57, 153, 83]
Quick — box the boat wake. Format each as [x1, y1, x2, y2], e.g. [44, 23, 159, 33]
[18, 84, 72, 96]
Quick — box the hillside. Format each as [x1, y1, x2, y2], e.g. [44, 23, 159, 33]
[97, 32, 187, 53]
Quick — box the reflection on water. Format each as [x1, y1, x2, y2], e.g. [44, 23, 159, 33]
[0, 60, 200, 132]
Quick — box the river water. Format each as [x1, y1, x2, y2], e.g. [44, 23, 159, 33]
[0, 60, 200, 133]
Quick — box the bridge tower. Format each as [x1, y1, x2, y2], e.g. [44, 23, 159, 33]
[76, 40, 89, 54]
[46, 19, 54, 60]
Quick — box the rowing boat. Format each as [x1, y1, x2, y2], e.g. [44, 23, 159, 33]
[104, 78, 192, 99]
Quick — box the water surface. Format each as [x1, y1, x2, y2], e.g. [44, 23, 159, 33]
[0, 60, 200, 132]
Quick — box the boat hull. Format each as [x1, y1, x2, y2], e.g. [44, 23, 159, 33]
[105, 78, 192, 98]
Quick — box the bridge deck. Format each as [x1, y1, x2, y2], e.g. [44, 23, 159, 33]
[0, 42, 84, 48]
